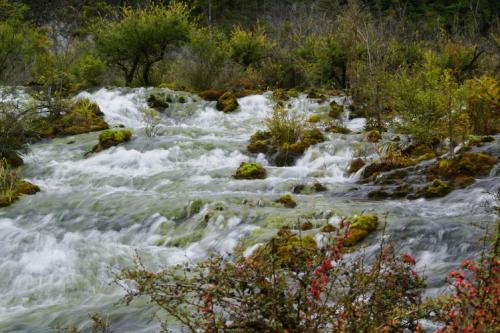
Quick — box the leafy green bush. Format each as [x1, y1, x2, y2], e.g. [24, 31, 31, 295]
[229, 25, 272, 68]
[95, 2, 192, 86]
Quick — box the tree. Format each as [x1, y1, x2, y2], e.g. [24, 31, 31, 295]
[0, 0, 39, 84]
[390, 52, 468, 157]
[95, 2, 192, 86]
[228, 25, 272, 68]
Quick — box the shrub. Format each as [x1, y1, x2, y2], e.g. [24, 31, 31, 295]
[265, 104, 304, 148]
[229, 25, 272, 68]
[116, 228, 426, 332]
[0, 100, 29, 166]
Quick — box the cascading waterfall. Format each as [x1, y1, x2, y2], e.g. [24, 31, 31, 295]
[0, 88, 498, 332]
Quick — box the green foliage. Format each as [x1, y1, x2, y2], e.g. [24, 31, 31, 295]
[95, 2, 192, 86]
[0, 0, 39, 83]
[265, 104, 304, 148]
[389, 52, 468, 154]
[70, 53, 106, 88]
[229, 25, 272, 68]
[464, 76, 500, 135]
[116, 229, 426, 332]
[0, 99, 29, 166]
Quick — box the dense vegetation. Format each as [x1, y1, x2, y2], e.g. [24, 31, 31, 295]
[1, 0, 499, 332]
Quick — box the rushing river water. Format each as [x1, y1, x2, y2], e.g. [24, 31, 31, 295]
[0, 88, 498, 332]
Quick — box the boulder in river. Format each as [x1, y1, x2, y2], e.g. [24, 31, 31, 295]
[233, 162, 266, 179]
[91, 129, 132, 153]
[275, 194, 297, 208]
[216, 92, 239, 113]
[345, 214, 379, 247]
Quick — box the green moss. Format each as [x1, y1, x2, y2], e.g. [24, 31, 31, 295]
[329, 102, 343, 118]
[92, 129, 132, 153]
[166, 231, 204, 248]
[15, 181, 40, 195]
[248, 140, 269, 154]
[233, 162, 266, 179]
[36, 98, 109, 138]
[251, 230, 318, 270]
[308, 114, 321, 123]
[147, 93, 169, 110]
[216, 92, 239, 113]
[275, 194, 297, 208]
[0, 180, 40, 208]
[345, 214, 379, 247]
[366, 129, 381, 143]
[272, 89, 290, 101]
[350, 214, 378, 231]
[427, 153, 498, 180]
[424, 179, 452, 198]
[327, 125, 351, 134]
[301, 128, 325, 147]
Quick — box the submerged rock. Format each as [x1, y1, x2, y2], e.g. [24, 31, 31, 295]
[233, 162, 266, 179]
[91, 129, 132, 153]
[292, 182, 327, 194]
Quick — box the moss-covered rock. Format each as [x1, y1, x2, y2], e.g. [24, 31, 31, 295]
[301, 128, 325, 147]
[348, 158, 365, 174]
[248, 140, 269, 154]
[345, 214, 378, 246]
[427, 153, 498, 180]
[233, 162, 266, 179]
[327, 125, 351, 134]
[0, 180, 40, 208]
[147, 93, 169, 110]
[92, 129, 132, 153]
[275, 194, 297, 208]
[199, 89, 225, 101]
[423, 179, 452, 198]
[329, 102, 343, 118]
[362, 161, 412, 180]
[216, 92, 239, 113]
[15, 181, 40, 195]
[308, 114, 321, 123]
[366, 129, 381, 143]
[250, 229, 318, 270]
[35, 99, 109, 138]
